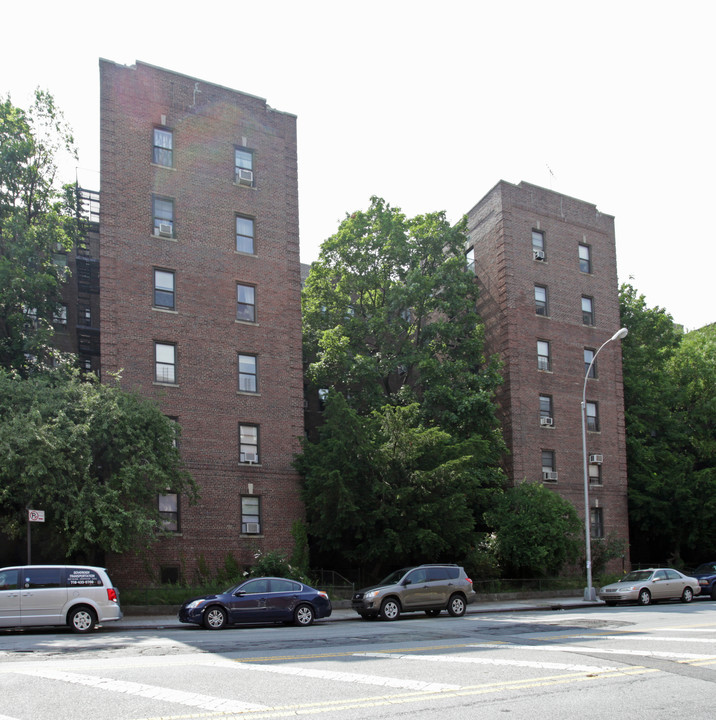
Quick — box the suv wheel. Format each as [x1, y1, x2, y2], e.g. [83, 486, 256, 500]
[447, 594, 466, 617]
[379, 597, 401, 621]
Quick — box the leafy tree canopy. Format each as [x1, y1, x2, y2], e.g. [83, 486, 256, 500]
[0, 90, 80, 373]
[0, 368, 198, 558]
[302, 196, 503, 438]
[620, 284, 716, 563]
[484, 482, 582, 577]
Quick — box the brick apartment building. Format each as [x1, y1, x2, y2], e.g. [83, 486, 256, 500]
[96, 60, 304, 586]
[465, 181, 629, 549]
[51, 63, 627, 583]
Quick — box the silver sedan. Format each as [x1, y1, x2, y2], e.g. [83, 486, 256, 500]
[599, 568, 700, 606]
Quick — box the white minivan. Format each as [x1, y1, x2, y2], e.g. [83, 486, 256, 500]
[0, 565, 123, 633]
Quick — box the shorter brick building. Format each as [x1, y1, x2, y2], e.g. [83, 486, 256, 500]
[466, 181, 629, 556]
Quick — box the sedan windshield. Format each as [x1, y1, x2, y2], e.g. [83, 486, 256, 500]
[619, 571, 653, 583]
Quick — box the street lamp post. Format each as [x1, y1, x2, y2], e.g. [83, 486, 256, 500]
[582, 327, 628, 602]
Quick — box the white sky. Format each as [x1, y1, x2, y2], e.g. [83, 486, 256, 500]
[3, 0, 714, 330]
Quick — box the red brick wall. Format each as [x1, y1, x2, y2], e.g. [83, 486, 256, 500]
[467, 181, 629, 557]
[99, 61, 304, 586]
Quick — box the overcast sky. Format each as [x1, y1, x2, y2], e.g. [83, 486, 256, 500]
[3, 0, 713, 330]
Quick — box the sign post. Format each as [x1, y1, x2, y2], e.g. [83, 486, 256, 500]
[27, 509, 45, 564]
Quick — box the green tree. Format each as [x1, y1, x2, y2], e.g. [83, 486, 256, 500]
[298, 198, 507, 575]
[484, 482, 582, 577]
[302, 197, 503, 438]
[0, 368, 198, 558]
[619, 284, 689, 562]
[0, 90, 80, 373]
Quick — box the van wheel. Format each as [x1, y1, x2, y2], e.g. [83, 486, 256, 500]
[447, 594, 467, 617]
[69, 606, 97, 633]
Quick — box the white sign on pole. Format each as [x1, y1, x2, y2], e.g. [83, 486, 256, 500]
[28, 509, 45, 522]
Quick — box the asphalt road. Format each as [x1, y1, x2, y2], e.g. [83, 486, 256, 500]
[2, 599, 715, 719]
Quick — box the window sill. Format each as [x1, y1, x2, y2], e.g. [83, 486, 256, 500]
[237, 391, 261, 397]
[235, 250, 258, 258]
[152, 233, 178, 242]
[233, 182, 256, 190]
[238, 462, 262, 468]
[153, 381, 179, 388]
[151, 163, 176, 171]
[235, 320, 259, 327]
[152, 307, 178, 314]
[240, 533, 264, 538]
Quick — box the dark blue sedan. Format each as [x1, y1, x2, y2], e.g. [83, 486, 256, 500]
[178, 576, 332, 629]
[692, 562, 716, 600]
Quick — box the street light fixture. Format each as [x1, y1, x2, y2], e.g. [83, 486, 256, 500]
[582, 326, 628, 602]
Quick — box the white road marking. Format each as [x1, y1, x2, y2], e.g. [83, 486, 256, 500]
[353, 651, 617, 673]
[468, 643, 716, 660]
[10, 668, 266, 713]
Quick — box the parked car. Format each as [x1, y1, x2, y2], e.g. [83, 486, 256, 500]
[351, 564, 476, 621]
[178, 576, 332, 629]
[599, 568, 700, 606]
[690, 562, 716, 599]
[0, 564, 122, 632]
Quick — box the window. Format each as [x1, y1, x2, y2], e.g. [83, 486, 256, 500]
[235, 147, 254, 186]
[155, 342, 176, 384]
[153, 128, 173, 167]
[236, 216, 255, 254]
[241, 495, 261, 534]
[153, 196, 174, 237]
[23, 567, 62, 589]
[535, 285, 548, 316]
[79, 304, 92, 326]
[590, 507, 604, 538]
[532, 229, 545, 260]
[584, 348, 596, 378]
[537, 340, 551, 371]
[579, 243, 592, 273]
[542, 450, 557, 482]
[160, 566, 180, 584]
[582, 296, 594, 325]
[589, 462, 602, 485]
[539, 394, 553, 425]
[154, 269, 175, 309]
[53, 304, 68, 328]
[586, 401, 599, 431]
[465, 246, 475, 273]
[236, 283, 256, 322]
[238, 354, 258, 393]
[0, 569, 19, 590]
[239, 424, 259, 463]
[158, 493, 179, 532]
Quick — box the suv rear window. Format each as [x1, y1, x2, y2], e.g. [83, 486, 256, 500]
[445, 567, 460, 579]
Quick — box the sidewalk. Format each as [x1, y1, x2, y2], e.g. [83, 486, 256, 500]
[115, 593, 603, 630]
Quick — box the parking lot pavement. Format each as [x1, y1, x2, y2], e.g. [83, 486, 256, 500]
[115, 595, 603, 630]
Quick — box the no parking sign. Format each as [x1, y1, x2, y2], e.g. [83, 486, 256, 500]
[28, 509, 45, 522]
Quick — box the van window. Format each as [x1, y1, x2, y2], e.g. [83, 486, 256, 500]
[0, 569, 19, 590]
[24, 567, 62, 589]
[66, 568, 103, 587]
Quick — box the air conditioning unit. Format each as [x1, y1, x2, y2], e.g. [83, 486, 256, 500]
[245, 522, 261, 534]
[589, 454, 604, 464]
[540, 417, 554, 426]
[237, 168, 254, 186]
[241, 452, 258, 464]
[542, 471, 558, 481]
[158, 223, 172, 237]
[533, 249, 546, 261]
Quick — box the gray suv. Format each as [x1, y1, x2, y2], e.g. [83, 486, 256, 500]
[351, 564, 475, 620]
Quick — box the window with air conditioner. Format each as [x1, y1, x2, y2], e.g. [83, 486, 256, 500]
[541, 450, 557, 482]
[532, 229, 545, 260]
[239, 424, 259, 464]
[235, 147, 254, 186]
[539, 395, 553, 426]
[153, 196, 174, 237]
[241, 496, 261, 534]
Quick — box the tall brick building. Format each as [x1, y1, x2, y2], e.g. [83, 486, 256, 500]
[98, 60, 304, 585]
[466, 181, 629, 550]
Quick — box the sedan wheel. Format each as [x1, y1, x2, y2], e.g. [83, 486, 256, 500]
[379, 598, 400, 621]
[203, 606, 228, 630]
[638, 588, 652, 606]
[294, 604, 314, 626]
[681, 587, 694, 603]
[447, 594, 466, 617]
